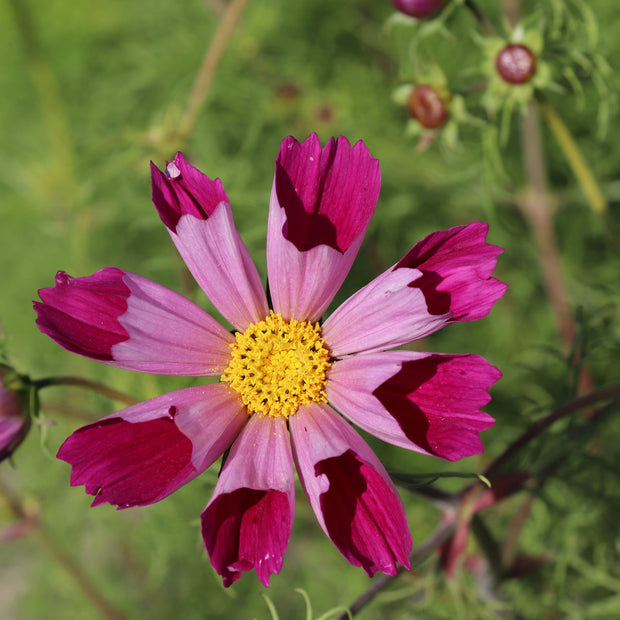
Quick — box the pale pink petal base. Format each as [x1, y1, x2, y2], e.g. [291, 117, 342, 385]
[35, 268, 233, 375]
[202, 415, 294, 587]
[323, 222, 507, 356]
[322, 267, 448, 357]
[267, 135, 380, 322]
[328, 351, 499, 461]
[290, 403, 412, 576]
[113, 272, 234, 375]
[267, 204, 366, 321]
[170, 204, 269, 331]
[57, 385, 247, 507]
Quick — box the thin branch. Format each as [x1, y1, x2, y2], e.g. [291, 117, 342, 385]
[7, 0, 77, 206]
[176, 0, 252, 145]
[39, 400, 106, 423]
[538, 100, 607, 215]
[538, 99, 620, 259]
[463, 0, 495, 35]
[485, 383, 620, 478]
[34, 376, 139, 407]
[500, 492, 536, 569]
[518, 102, 575, 350]
[337, 520, 456, 619]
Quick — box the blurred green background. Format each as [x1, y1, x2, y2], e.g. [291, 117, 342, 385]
[1, 0, 619, 618]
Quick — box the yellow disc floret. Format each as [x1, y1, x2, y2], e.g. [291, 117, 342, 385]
[221, 312, 332, 418]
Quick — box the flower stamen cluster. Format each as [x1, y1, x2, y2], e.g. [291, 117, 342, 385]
[222, 312, 331, 418]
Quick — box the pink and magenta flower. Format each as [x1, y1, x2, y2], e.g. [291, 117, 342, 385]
[0, 365, 30, 463]
[34, 134, 506, 587]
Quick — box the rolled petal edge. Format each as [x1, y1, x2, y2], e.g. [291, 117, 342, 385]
[35, 268, 130, 361]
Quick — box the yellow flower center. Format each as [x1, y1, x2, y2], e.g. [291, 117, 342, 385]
[221, 312, 332, 418]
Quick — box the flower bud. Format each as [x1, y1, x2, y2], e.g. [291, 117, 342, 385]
[407, 84, 450, 129]
[390, 0, 445, 19]
[495, 44, 537, 85]
[0, 366, 30, 463]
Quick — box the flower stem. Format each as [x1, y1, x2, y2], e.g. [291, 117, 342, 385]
[518, 102, 576, 351]
[7, 0, 77, 208]
[484, 382, 620, 478]
[176, 0, 252, 145]
[538, 99, 620, 258]
[33, 377, 139, 407]
[463, 0, 495, 35]
[0, 480, 129, 620]
[500, 492, 536, 569]
[538, 100, 607, 215]
[336, 520, 456, 619]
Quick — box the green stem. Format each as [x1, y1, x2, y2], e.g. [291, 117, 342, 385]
[7, 0, 77, 202]
[538, 100, 607, 215]
[519, 102, 576, 351]
[34, 377, 139, 407]
[175, 0, 252, 146]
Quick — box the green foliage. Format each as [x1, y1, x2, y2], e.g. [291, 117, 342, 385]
[1, 0, 620, 619]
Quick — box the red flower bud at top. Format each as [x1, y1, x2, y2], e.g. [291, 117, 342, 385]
[407, 84, 450, 129]
[390, 0, 445, 19]
[495, 44, 537, 85]
[0, 366, 30, 463]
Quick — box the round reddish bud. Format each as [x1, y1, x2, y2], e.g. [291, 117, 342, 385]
[407, 85, 450, 129]
[495, 44, 537, 85]
[390, 0, 445, 19]
[0, 366, 30, 463]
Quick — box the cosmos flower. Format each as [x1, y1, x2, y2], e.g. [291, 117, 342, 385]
[34, 134, 506, 587]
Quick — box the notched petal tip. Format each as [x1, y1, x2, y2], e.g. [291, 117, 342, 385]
[315, 450, 412, 576]
[202, 488, 291, 587]
[398, 222, 506, 321]
[373, 354, 499, 461]
[151, 153, 229, 232]
[274, 133, 380, 253]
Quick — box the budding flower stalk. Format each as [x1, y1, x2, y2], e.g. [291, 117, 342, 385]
[496, 44, 537, 85]
[407, 84, 451, 129]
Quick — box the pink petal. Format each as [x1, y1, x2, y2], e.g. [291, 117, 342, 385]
[35, 268, 233, 375]
[202, 415, 294, 587]
[0, 418, 29, 462]
[0, 372, 29, 462]
[151, 153, 229, 232]
[57, 385, 247, 508]
[290, 403, 412, 576]
[322, 267, 445, 357]
[152, 158, 268, 331]
[35, 268, 130, 361]
[267, 134, 380, 321]
[328, 351, 499, 461]
[395, 222, 507, 321]
[322, 222, 506, 356]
